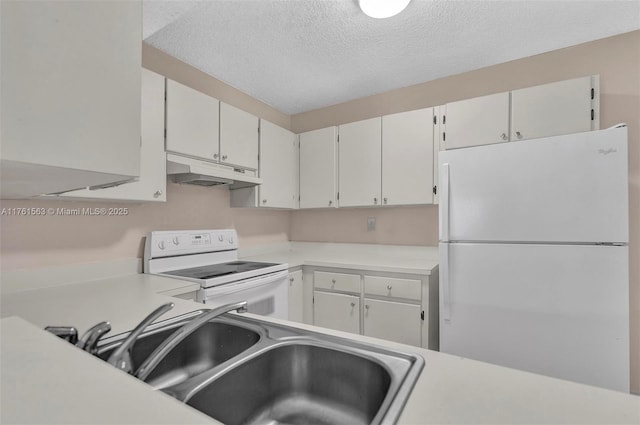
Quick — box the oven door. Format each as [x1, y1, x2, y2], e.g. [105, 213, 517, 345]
[196, 270, 289, 319]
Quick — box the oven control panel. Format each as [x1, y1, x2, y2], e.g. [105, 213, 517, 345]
[145, 229, 238, 259]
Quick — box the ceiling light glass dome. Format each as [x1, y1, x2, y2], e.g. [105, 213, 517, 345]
[359, 0, 411, 19]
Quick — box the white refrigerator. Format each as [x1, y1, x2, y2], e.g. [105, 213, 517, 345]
[438, 126, 629, 392]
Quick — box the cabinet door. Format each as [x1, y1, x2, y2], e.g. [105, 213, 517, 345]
[382, 108, 433, 205]
[338, 118, 382, 207]
[313, 291, 360, 334]
[220, 102, 259, 170]
[288, 270, 304, 323]
[444, 92, 510, 149]
[166, 79, 219, 161]
[63, 68, 166, 201]
[363, 298, 421, 346]
[299, 127, 337, 209]
[511, 76, 597, 141]
[259, 120, 297, 208]
[1, 0, 141, 197]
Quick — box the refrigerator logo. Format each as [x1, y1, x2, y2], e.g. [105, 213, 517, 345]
[598, 148, 617, 155]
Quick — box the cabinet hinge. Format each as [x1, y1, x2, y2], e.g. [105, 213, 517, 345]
[591, 109, 595, 121]
[442, 132, 446, 142]
[337, 134, 340, 143]
[164, 128, 167, 140]
[442, 115, 446, 125]
[591, 88, 595, 100]
[420, 311, 425, 321]
[337, 192, 340, 200]
[433, 115, 437, 125]
[299, 195, 301, 201]
[432, 185, 437, 195]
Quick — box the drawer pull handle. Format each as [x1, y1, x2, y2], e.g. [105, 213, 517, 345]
[350, 302, 356, 308]
[387, 285, 392, 290]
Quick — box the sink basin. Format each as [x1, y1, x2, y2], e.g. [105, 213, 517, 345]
[97, 312, 422, 424]
[98, 319, 260, 389]
[186, 342, 391, 425]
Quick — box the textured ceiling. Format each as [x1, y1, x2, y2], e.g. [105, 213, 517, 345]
[144, 0, 640, 115]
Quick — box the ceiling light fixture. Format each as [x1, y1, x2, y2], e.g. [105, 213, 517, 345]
[359, 0, 411, 19]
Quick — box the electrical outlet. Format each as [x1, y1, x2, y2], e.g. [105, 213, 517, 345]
[367, 217, 376, 231]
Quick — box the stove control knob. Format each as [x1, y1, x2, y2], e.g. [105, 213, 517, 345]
[158, 241, 165, 250]
[218, 235, 224, 242]
[172, 237, 180, 246]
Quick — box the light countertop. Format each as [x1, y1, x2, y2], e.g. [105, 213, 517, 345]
[240, 242, 440, 275]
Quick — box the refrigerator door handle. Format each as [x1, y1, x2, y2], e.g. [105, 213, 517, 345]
[441, 243, 451, 322]
[440, 163, 450, 242]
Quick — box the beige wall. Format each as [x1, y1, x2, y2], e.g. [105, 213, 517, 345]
[290, 30, 640, 393]
[0, 182, 290, 270]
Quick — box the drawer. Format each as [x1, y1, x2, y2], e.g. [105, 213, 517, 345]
[314, 271, 361, 293]
[364, 275, 421, 301]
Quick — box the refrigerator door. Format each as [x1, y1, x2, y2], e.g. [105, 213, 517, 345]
[439, 242, 629, 392]
[439, 127, 628, 243]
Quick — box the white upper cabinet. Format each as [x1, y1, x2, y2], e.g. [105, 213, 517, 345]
[382, 108, 434, 206]
[443, 76, 599, 151]
[165, 79, 219, 161]
[1, 1, 142, 198]
[299, 127, 337, 209]
[220, 103, 259, 170]
[259, 121, 298, 208]
[511, 76, 599, 141]
[63, 69, 167, 202]
[338, 118, 382, 207]
[231, 120, 297, 209]
[443, 92, 510, 150]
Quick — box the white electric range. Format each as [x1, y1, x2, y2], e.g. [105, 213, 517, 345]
[144, 229, 289, 319]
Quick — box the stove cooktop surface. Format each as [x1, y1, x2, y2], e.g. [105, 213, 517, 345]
[163, 261, 281, 281]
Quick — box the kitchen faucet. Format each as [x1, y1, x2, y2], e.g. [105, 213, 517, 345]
[134, 301, 248, 381]
[45, 321, 112, 355]
[107, 302, 175, 373]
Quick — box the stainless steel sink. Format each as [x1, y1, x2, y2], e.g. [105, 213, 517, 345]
[185, 342, 393, 425]
[98, 313, 423, 425]
[97, 313, 260, 389]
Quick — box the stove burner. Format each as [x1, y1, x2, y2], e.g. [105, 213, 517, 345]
[163, 261, 280, 281]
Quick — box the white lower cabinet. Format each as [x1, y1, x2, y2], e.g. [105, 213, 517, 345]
[313, 291, 360, 334]
[311, 268, 438, 349]
[363, 298, 421, 347]
[288, 270, 304, 323]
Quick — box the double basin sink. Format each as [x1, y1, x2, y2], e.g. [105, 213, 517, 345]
[97, 311, 423, 425]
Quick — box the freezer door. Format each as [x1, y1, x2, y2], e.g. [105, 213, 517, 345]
[439, 127, 628, 243]
[439, 242, 629, 392]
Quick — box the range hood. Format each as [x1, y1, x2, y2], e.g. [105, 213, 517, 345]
[166, 153, 262, 189]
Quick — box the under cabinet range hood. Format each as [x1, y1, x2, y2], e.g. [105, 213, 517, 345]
[166, 153, 262, 189]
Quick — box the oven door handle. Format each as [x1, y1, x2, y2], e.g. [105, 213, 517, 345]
[202, 270, 289, 297]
